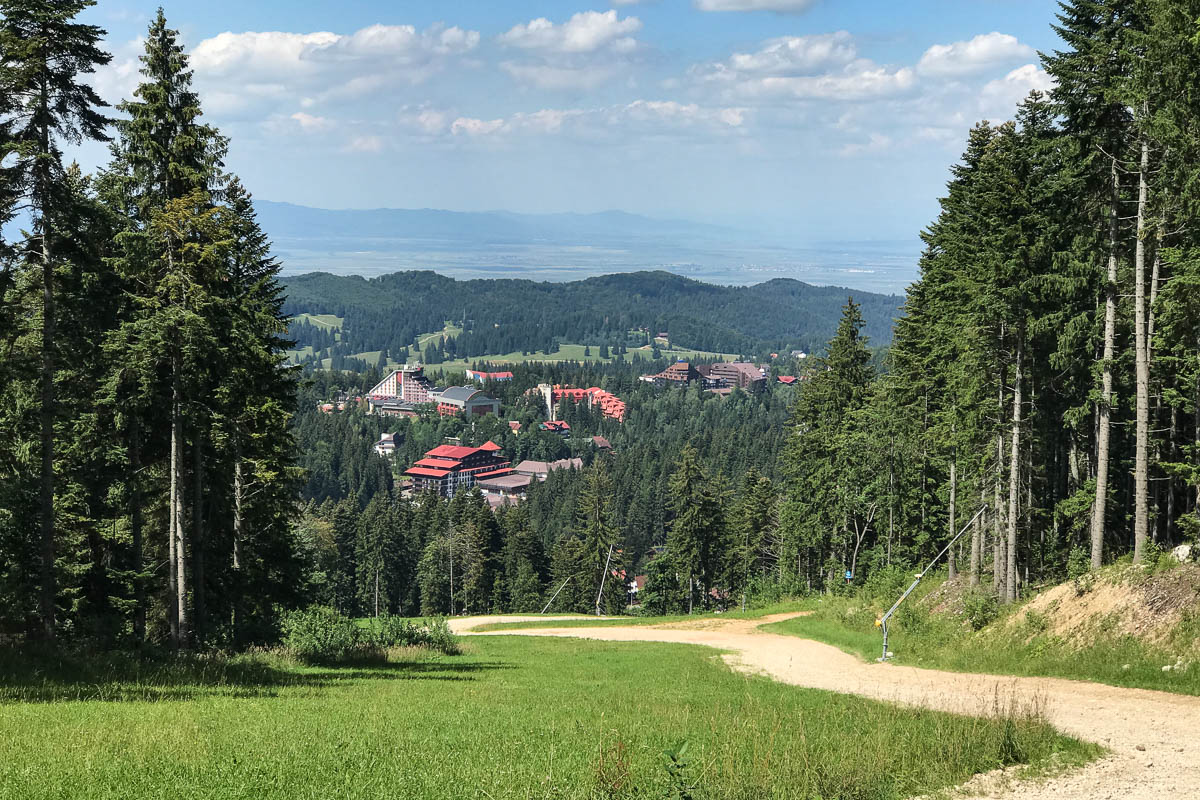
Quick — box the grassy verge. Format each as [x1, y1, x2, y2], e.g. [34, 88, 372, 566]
[0, 636, 1094, 799]
[765, 579, 1200, 696]
[469, 600, 814, 633]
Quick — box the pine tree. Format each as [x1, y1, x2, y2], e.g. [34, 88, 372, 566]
[0, 0, 111, 639]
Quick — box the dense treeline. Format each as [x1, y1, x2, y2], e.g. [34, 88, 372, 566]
[0, 5, 298, 645]
[778, 0, 1200, 598]
[281, 269, 902, 361]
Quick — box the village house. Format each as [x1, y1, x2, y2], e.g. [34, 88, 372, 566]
[375, 432, 398, 457]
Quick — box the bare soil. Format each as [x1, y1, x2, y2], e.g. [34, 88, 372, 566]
[452, 613, 1200, 800]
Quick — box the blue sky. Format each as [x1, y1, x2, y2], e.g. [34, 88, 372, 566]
[79, 0, 1065, 241]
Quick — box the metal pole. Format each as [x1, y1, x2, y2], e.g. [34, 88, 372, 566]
[595, 543, 615, 616]
[877, 504, 988, 662]
[541, 575, 574, 615]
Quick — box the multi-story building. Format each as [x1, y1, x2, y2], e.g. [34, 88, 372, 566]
[404, 441, 511, 498]
[367, 363, 438, 411]
[640, 360, 701, 386]
[699, 362, 767, 392]
[642, 360, 767, 394]
[534, 383, 626, 422]
[436, 386, 501, 418]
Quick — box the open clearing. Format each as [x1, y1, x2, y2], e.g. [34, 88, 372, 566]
[0, 621, 1088, 800]
[455, 613, 1200, 800]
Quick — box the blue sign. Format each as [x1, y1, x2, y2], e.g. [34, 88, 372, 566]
[845, 570, 853, 580]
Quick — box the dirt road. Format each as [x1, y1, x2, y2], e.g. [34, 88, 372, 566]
[451, 613, 1199, 799]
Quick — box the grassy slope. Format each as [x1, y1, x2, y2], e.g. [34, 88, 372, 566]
[0, 637, 1092, 800]
[289, 314, 744, 371]
[764, 566, 1200, 696]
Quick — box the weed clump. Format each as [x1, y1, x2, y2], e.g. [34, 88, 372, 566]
[281, 607, 460, 663]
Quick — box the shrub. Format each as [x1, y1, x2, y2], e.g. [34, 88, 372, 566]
[1066, 546, 1090, 579]
[281, 606, 364, 663]
[281, 607, 462, 663]
[963, 591, 999, 631]
[1022, 609, 1050, 636]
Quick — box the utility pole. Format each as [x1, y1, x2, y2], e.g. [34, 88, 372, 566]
[596, 544, 615, 616]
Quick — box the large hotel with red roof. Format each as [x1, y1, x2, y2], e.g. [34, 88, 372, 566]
[404, 441, 511, 498]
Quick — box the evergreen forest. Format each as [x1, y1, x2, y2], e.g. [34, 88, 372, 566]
[3, 0, 1200, 653]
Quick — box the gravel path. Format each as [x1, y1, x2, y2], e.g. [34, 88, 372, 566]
[451, 613, 1200, 799]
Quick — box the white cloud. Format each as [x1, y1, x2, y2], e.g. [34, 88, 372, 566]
[838, 132, 891, 157]
[978, 64, 1055, 114]
[290, 111, 331, 130]
[346, 134, 385, 153]
[697, 32, 857, 82]
[692, 32, 914, 102]
[498, 10, 642, 54]
[694, 0, 819, 11]
[446, 100, 746, 140]
[500, 62, 618, 90]
[185, 23, 480, 115]
[916, 32, 1034, 78]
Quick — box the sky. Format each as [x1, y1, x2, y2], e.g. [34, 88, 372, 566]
[78, 0, 1066, 242]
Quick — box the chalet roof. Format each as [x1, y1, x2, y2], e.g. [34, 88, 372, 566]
[592, 436, 612, 449]
[479, 440, 502, 452]
[427, 444, 480, 459]
[474, 467, 513, 480]
[415, 457, 460, 469]
[406, 466, 451, 478]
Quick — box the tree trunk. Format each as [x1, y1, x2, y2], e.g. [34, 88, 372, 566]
[192, 432, 205, 644]
[1007, 332, 1023, 604]
[168, 384, 179, 645]
[970, 484, 983, 586]
[172, 382, 188, 646]
[1092, 161, 1119, 570]
[947, 454, 958, 580]
[1133, 138, 1151, 564]
[131, 423, 145, 645]
[37, 93, 56, 641]
[232, 450, 244, 646]
[994, 363, 1007, 597]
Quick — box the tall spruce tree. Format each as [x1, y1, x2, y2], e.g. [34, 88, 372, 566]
[0, 0, 110, 638]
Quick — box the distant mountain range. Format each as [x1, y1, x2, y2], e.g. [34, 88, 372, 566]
[257, 201, 921, 293]
[255, 201, 737, 245]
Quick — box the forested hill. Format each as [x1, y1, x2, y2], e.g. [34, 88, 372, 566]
[281, 270, 902, 358]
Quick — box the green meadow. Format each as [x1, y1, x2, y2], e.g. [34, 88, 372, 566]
[0, 635, 1094, 800]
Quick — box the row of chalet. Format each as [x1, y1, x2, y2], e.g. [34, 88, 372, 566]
[640, 360, 768, 394]
[533, 383, 626, 422]
[366, 364, 500, 418]
[403, 440, 582, 503]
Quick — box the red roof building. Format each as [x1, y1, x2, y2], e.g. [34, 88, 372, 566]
[404, 441, 511, 498]
[466, 369, 514, 382]
[549, 385, 626, 422]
